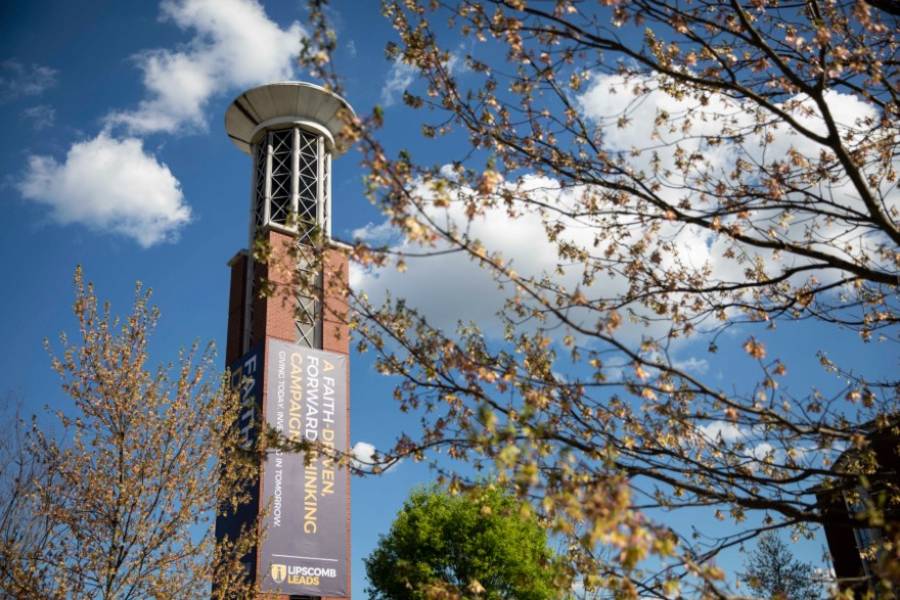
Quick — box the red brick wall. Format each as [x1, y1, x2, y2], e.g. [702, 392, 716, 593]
[263, 230, 299, 344]
[226, 235, 353, 600]
[323, 247, 350, 356]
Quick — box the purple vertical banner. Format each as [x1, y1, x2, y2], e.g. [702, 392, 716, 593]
[258, 339, 348, 596]
[215, 345, 263, 576]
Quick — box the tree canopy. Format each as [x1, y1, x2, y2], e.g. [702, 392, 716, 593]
[296, 0, 900, 597]
[0, 269, 259, 599]
[739, 533, 822, 600]
[364, 486, 568, 599]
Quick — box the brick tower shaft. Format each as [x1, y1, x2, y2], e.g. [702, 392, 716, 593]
[218, 82, 354, 599]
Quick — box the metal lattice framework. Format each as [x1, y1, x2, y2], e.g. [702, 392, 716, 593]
[295, 257, 320, 348]
[247, 125, 331, 350]
[269, 129, 293, 226]
[297, 130, 319, 244]
[253, 142, 267, 229]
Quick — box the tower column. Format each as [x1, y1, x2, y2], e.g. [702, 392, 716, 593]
[218, 82, 354, 599]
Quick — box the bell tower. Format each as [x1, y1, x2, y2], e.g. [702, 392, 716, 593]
[218, 81, 354, 599]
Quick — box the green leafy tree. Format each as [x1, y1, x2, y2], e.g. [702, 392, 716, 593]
[365, 486, 569, 599]
[740, 533, 822, 600]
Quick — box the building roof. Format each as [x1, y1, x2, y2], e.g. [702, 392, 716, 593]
[224, 81, 355, 155]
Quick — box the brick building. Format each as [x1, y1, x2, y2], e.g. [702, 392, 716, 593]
[817, 419, 899, 596]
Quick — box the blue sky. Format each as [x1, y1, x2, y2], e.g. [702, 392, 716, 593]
[0, 2, 431, 595]
[1, 0, 895, 596]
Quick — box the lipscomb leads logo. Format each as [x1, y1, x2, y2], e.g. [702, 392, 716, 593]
[271, 563, 287, 584]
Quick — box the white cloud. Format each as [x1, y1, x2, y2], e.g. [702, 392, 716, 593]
[577, 74, 897, 277]
[21, 104, 56, 130]
[16, 0, 305, 247]
[352, 177, 576, 336]
[351, 441, 377, 465]
[18, 134, 190, 247]
[748, 441, 775, 464]
[672, 356, 709, 375]
[354, 75, 893, 349]
[380, 50, 465, 107]
[352, 174, 710, 344]
[380, 58, 417, 107]
[352, 440, 400, 473]
[351, 174, 726, 344]
[444, 51, 462, 75]
[105, 0, 304, 134]
[351, 220, 400, 245]
[698, 421, 745, 443]
[0, 60, 57, 103]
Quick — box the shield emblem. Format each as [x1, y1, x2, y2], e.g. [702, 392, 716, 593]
[271, 563, 287, 583]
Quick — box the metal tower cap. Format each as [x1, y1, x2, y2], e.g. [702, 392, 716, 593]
[225, 81, 355, 155]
